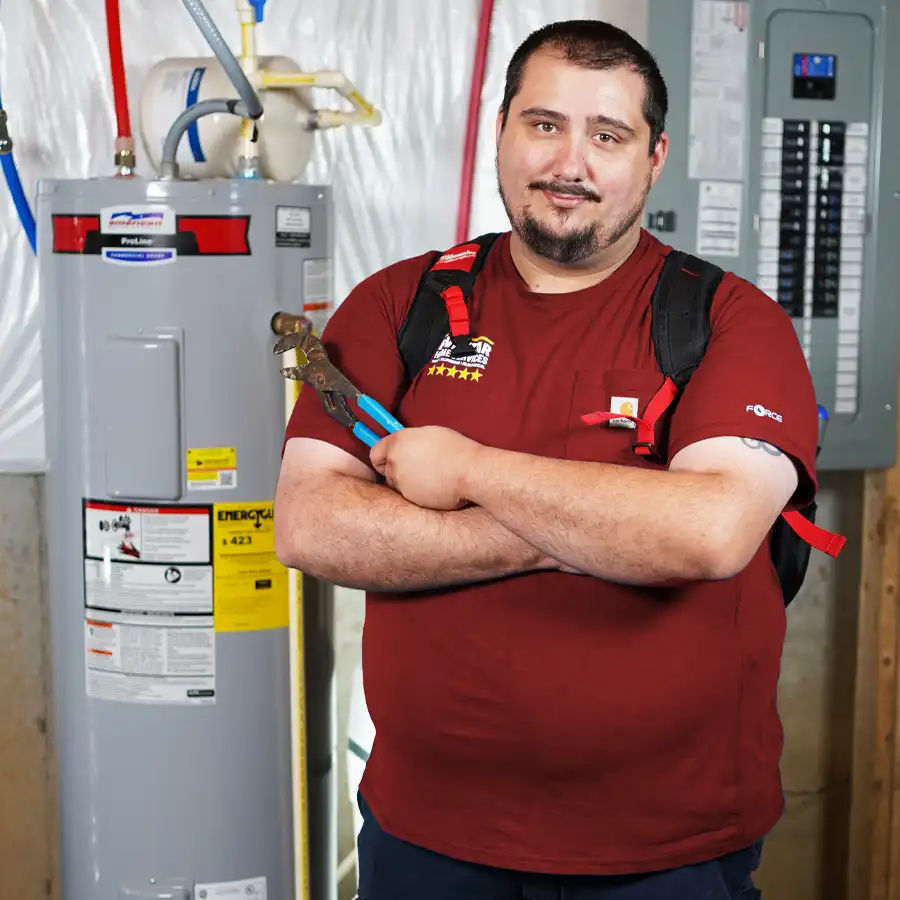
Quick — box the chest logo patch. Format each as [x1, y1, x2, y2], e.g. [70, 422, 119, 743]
[426, 333, 494, 383]
[608, 396, 639, 429]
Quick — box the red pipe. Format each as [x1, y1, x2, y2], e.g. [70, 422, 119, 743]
[105, 0, 132, 141]
[455, 0, 495, 245]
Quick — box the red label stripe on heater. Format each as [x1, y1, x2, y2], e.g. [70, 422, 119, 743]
[52, 215, 100, 253]
[177, 216, 250, 254]
[51, 214, 251, 255]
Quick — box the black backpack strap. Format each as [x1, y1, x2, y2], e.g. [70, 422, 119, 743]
[397, 233, 502, 381]
[650, 250, 725, 391]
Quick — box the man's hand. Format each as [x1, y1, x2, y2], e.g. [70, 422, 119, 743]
[369, 426, 482, 511]
[368, 428, 587, 575]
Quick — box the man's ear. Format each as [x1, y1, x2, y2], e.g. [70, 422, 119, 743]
[650, 132, 669, 185]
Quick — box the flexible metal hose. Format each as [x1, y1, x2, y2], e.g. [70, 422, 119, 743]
[180, 0, 263, 119]
[160, 98, 250, 176]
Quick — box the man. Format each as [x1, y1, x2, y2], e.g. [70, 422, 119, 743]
[275, 19, 817, 900]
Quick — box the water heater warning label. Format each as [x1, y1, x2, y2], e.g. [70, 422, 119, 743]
[82, 499, 216, 705]
[187, 446, 237, 490]
[85, 612, 215, 706]
[84, 501, 211, 564]
[84, 558, 213, 615]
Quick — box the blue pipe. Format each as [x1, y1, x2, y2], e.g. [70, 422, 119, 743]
[0, 89, 37, 254]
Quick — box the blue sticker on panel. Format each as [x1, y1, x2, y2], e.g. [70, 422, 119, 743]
[794, 54, 836, 79]
[793, 54, 837, 100]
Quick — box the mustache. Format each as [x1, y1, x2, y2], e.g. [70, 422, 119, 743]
[529, 181, 601, 202]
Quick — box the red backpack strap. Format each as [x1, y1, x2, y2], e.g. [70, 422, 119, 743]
[781, 510, 846, 557]
[396, 234, 502, 379]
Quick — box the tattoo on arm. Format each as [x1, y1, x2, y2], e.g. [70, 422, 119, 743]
[739, 437, 784, 457]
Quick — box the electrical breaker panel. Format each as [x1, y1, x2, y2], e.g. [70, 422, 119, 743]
[758, 116, 869, 413]
[648, 0, 900, 470]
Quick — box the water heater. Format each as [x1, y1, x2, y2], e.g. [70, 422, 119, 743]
[38, 177, 332, 899]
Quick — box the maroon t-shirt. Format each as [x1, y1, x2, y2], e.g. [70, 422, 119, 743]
[283, 230, 818, 875]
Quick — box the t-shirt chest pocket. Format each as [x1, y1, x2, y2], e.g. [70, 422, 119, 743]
[566, 368, 670, 467]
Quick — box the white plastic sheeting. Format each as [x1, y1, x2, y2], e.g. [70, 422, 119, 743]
[0, 0, 647, 471]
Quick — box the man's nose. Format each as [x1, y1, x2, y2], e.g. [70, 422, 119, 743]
[550, 135, 589, 183]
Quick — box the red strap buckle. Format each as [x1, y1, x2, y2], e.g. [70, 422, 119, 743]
[441, 285, 470, 337]
[581, 377, 679, 460]
[581, 410, 657, 449]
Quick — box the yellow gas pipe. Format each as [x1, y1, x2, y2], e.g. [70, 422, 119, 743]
[272, 311, 313, 900]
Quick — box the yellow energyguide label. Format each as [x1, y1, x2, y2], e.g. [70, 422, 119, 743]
[213, 501, 289, 632]
[187, 447, 237, 489]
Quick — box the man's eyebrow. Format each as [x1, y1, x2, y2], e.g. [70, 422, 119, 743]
[519, 107, 637, 137]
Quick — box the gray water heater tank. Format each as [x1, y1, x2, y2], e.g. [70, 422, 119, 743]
[37, 177, 334, 899]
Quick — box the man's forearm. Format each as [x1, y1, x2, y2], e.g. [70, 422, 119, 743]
[275, 473, 553, 591]
[461, 447, 734, 585]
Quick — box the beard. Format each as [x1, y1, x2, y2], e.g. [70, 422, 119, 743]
[497, 165, 652, 266]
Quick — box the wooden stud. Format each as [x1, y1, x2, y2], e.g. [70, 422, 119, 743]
[848, 390, 900, 899]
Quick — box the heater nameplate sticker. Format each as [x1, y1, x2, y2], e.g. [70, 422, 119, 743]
[82, 499, 216, 705]
[275, 205, 311, 248]
[99, 204, 177, 265]
[52, 211, 251, 263]
[212, 501, 289, 633]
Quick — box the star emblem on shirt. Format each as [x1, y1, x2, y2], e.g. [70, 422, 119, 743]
[426, 363, 485, 382]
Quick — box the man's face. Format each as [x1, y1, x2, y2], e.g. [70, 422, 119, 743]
[496, 50, 667, 266]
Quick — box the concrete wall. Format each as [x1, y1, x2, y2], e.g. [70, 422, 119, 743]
[0, 475, 57, 898]
[0, 471, 865, 899]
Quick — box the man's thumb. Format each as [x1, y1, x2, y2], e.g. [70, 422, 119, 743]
[369, 437, 388, 471]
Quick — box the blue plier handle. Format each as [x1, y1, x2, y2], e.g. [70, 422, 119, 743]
[273, 328, 404, 447]
[352, 395, 404, 447]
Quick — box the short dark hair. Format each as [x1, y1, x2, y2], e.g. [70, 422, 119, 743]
[500, 20, 668, 154]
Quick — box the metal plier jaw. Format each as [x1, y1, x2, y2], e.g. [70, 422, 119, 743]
[273, 330, 361, 429]
[273, 329, 405, 446]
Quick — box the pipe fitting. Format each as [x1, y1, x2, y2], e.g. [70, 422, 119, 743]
[237, 155, 262, 179]
[271, 312, 313, 336]
[114, 148, 136, 175]
[114, 136, 135, 176]
[0, 109, 12, 155]
[236, 0, 256, 23]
